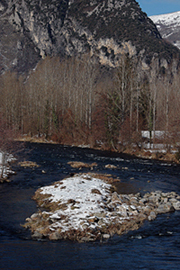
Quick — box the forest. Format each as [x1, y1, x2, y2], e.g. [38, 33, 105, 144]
[0, 53, 180, 158]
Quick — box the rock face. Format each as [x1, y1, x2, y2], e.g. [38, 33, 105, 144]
[150, 11, 180, 50]
[0, 0, 179, 73]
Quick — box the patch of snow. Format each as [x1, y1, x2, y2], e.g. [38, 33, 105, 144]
[150, 11, 180, 27]
[0, 151, 15, 180]
[141, 130, 167, 139]
[150, 11, 180, 49]
[40, 174, 112, 232]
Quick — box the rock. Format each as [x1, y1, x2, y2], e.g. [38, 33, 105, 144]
[139, 198, 148, 205]
[170, 192, 177, 197]
[81, 223, 89, 230]
[156, 204, 169, 214]
[173, 201, 180, 210]
[111, 192, 121, 202]
[25, 217, 31, 222]
[148, 195, 158, 203]
[143, 206, 152, 215]
[131, 210, 139, 216]
[93, 212, 106, 218]
[138, 213, 147, 221]
[80, 237, 92, 242]
[169, 206, 175, 212]
[102, 234, 110, 239]
[31, 213, 40, 220]
[105, 164, 117, 169]
[98, 219, 105, 226]
[117, 206, 128, 217]
[130, 205, 137, 211]
[130, 198, 138, 205]
[169, 198, 178, 203]
[130, 196, 138, 201]
[32, 231, 43, 239]
[88, 217, 96, 223]
[49, 231, 62, 241]
[148, 211, 156, 221]
[122, 167, 128, 170]
[120, 194, 130, 203]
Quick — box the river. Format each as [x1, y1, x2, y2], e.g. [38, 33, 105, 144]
[0, 142, 180, 270]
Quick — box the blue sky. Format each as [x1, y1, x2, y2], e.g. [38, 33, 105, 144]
[137, 0, 180, 16]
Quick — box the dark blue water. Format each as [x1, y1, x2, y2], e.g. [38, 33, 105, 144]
[0, 142, 180, 270]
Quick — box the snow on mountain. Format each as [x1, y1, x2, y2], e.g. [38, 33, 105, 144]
[150, 11, 180, 49]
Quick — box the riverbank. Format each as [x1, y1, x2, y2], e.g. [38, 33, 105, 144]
[16, 135, 180, 164]
[23, 173, 180, 242]
[123, 148, 179, 163]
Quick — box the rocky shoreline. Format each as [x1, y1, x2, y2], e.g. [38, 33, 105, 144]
[23, 173, 180, 242]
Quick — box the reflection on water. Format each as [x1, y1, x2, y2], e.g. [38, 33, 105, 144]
[114, 181, 139, 194]
[0, 142, 180, 270]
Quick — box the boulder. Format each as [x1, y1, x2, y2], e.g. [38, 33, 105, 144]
[102, 234, 110, 239]
[156, 204, 170, 214]
[148, 211, 156, 221]
[32, 231, 43, 239]
[173, 201, 180, 210]
[105, 164, 117, 169]
[111, 192, 122, 202]
[49, 231, 62, 241]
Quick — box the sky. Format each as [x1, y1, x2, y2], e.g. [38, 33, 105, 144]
[137, 0, 180, 16]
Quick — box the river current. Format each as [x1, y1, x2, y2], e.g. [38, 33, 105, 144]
[0, 142, 180, 270]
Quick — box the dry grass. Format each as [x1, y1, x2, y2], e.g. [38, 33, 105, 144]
[18, 161, 40, 168]
[67, 161, 97, 169]
[88, 173, 120, 184]
[91, 188, 102, 195]
[16, 135, 58, 144]
[34, 194, 63, 211]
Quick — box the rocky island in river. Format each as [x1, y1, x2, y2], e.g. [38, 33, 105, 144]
[23, 173, 180, 242]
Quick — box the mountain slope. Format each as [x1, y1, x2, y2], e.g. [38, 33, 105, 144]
[150, 11, 180, 49]
[0, 0, 179, 73]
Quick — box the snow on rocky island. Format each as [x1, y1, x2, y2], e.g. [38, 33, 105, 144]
[23, 173, 180, 242]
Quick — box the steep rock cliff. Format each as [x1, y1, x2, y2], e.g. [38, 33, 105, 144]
[0, 0, 179, 73]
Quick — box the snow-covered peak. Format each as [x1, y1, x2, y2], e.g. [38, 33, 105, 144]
[150, 11, 180, 50]
[150, 11, 180, 27]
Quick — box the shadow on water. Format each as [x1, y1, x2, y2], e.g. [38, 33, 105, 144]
[0, 142, 180, 270]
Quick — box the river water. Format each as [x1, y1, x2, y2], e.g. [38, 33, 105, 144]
[0, 142, 180, 270]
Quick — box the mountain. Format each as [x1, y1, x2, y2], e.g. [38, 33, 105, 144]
[150, 11, 180, 50]
[0, 0, 179, 74]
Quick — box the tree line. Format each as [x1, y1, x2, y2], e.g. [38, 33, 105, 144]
[0, 53, 180, 151]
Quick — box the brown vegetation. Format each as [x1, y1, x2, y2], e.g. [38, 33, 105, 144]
[67, 161, 97, 169]
[0, 53, 180, 159]
[18, 161, 40, 168]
